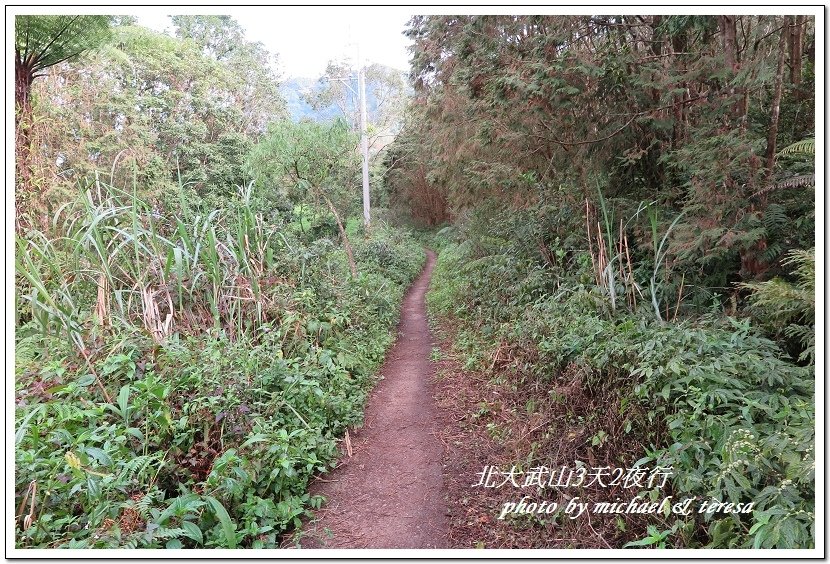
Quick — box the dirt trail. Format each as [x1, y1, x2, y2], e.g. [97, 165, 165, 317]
[301, 249, 448, 549]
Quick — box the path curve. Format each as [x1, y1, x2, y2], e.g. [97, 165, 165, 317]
[301, 249, 448, 549]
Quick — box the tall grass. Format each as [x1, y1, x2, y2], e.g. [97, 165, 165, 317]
[585, 190, 684, 322]
[14, 179, 427, 548]
[16, 179, 286, 362]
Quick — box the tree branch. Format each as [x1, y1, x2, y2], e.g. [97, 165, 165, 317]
[540, 93, 709, 147]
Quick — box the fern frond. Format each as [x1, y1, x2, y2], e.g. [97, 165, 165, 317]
[740, 278, 810, 321]
[739, 247, 814, 365]
[134, 491, 156, 519]
[751, 174, 815, 199]
[761, 242, 784, 263]
[785, 323, 813, 344]
[763, 204, 787, 232]
[775, 174, 815, 189]
[149, 526, 186, 540]
[797, 345, 815, 365]
[778, 138, 815, 157]
[116, 453, 162, 486]
[785, 323, 815, 364]
[782, 248, 815, 292]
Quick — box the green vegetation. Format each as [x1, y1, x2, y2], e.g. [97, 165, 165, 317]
[15, 15, 113, 204]
[396, 15, 816, 549]
[428, 225, 813, 548]
[15, 11, 817, 551]
[15, 183, 423, 547]
[14, 14, 423, 548]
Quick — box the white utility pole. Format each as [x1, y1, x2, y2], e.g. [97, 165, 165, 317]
[328, 41, 371, 229]
[358, 67, 370, 228]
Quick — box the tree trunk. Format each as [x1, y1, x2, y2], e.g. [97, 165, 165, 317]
[649, 15, 663, 106]
[718, 16, 738, 72]
[764, 16, 790, 179]
[322, 195, 358, 278]
[718, 16, 747, 122]
[789, 15, 805, 101]
[15, 51, 35, 200]
[789, 15, 804, 85]
[671, 32, 686, 148]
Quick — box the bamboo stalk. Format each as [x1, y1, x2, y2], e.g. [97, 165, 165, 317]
[94, 273, 109, 327]
[673, 272, 685, 321]
[586, 199, 598, 286]
[618, 219, 625, 282]
[624, 232, 636, 309]
[597, 221, 606, 289]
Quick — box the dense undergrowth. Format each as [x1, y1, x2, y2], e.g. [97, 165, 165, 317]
[426, 205, 814, 549]
[15, 182, 425, 548]
[13, 12, 818, 552]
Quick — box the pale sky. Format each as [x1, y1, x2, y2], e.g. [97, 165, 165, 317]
[136, 7, 414, 78]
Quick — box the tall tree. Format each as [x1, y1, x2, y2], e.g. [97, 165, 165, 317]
[171, 15, 245, 60]
[15, 15, 111, 197]
[765, 16, 791, 177]
[245, 119, 360, 275]
[28, 23, 287, 214]
[306, 60, 408, 151]
[393, 14, 814, 284]
[172, 15, 285, 134]
[788, 15, 806, 96]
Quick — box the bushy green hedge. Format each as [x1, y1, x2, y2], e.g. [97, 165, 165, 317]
[15, 216, 425, 548]
[428, 238, 814, 549]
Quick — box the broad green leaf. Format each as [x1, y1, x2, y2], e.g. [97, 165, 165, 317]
[204, 495, 237, 549]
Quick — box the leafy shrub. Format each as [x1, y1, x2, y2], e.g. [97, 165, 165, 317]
[427, 208, 815, 548]
[14, 187, 425, 548]
[740, 248, 815, 364]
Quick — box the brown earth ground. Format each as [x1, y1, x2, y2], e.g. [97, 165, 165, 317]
[297, 248, 652, 550]
[429, 326, 658, 549]
[299, 250, 449, 549]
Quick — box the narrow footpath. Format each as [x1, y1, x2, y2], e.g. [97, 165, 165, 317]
[301, 249, 448, 549]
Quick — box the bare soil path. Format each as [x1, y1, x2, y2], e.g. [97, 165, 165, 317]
[301, 249, 448, 549]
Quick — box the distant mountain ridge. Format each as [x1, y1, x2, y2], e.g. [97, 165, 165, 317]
[280, 77, 343, 122]
[280, 69, 409, 123]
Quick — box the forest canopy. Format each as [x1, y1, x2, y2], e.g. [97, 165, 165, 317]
[13, 12, 817, 552]
[388, 14, 816, 549]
